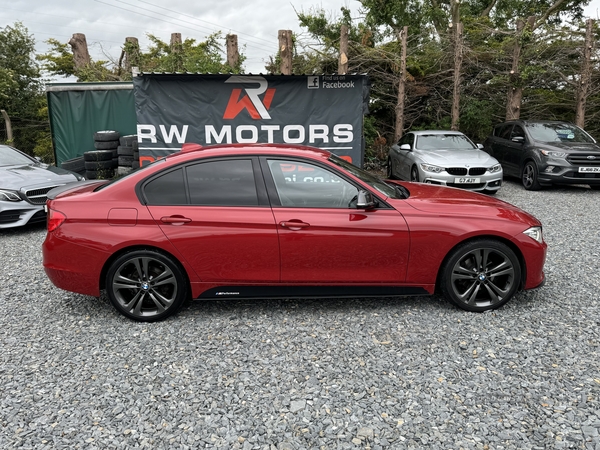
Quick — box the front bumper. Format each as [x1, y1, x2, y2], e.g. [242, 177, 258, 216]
[418, 172, 503, 192]
[0, 201, 45, 229]
[538, 162, 600, 186]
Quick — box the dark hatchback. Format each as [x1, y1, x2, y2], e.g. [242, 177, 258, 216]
[483, 120, 600, 190]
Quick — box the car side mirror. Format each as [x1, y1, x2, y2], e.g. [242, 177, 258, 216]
[399, 144, 411, 151]
[512, 136, 524, 143]
[477, 143, 484, 149]
[356, 190, 377, 209]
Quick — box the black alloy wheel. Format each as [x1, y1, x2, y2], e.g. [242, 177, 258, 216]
[522, 161, 542, 190]
[440, 239, 521, 312]
[387, 157, 395, 179]
[106, 250, 188, 321]
[410, 166, 419, 182]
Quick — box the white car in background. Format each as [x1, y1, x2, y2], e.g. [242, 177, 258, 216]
[388, 130, 503, 194]
[0, 145, 83, 228]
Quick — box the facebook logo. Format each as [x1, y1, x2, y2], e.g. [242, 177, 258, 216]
[307, 76, 319, 89]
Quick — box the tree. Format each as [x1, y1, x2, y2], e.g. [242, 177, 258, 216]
[0, 22, 47, 156]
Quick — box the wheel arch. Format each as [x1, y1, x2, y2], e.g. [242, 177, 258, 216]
[99, 245, 192, 294]
[434, 234, 527, 293]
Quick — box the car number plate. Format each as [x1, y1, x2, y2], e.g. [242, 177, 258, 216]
[579, 167, 600, 173]
[454, 177, 480, 184]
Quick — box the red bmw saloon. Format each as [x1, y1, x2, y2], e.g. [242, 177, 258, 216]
[43, 144, 547, 321]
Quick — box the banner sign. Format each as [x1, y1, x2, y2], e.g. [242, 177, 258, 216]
[132, 73, 370, 166]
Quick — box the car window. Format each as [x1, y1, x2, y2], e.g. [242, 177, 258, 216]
[267, 159, 359, 208]
[498, 124, 514, 140]
[415, 134, 476, 150]
[511, 125, 525, 139]
[144, 168, 187, 204]
[525, 123, 595, 143]
[399, 134, 414, 147]
[186, 159, 258, 206]
[0, 145, 35, 166]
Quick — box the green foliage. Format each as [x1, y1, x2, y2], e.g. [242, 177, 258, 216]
[0, 22, 46, 155]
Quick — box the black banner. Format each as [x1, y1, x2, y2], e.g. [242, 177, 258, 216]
[132, 73, 370, 166]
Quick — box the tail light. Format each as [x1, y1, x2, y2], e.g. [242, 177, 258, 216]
[47, 208, 66, 232]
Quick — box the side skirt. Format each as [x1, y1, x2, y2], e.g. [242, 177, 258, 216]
[197, 285, 429, 300]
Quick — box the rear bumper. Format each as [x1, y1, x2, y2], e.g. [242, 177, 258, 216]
[43, 233, 107, 297]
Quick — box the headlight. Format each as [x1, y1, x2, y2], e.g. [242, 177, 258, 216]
[487, 164, 502, 173]
[540, 150, 567, 158]
[523, 226, 543, 243]
[0, 189, 22, 202]
[420, 163, 444, 173]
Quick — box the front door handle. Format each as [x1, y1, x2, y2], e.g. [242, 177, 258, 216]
[161, 215, 192, 225]
[279, 220, 310, 230]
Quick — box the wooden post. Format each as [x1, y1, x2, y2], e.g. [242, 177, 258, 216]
[394, 26, 408, 143]
[226, 34, 239, 71]
[338, 24, 349, 74]
[118, 37, 139, 77]
[451, 22, 463, 131]
[278, 30, 293, 75]
[170, 33, 183, 72]
[1, 110, 13, 142]
[69, 33, 91, 70]
[575, 19, 594, 128]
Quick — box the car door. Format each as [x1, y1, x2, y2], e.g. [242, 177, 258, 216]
[143, 158, 280, 282]
[395, 133, 415, 180]
[490, 124, 518, 176]
[262, 157, 410, 283]
[504, 124, 527, 175]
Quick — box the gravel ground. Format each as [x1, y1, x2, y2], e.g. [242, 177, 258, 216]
[1, 179, 599, 450]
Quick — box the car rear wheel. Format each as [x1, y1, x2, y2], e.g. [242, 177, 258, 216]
[522, 161, 542, 190]
[440, 239, 521, 312]
[106, 250, 188, 322]
[411, 166, 419, 182]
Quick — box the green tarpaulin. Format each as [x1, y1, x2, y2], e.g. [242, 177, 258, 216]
[46, 83, 136, 165]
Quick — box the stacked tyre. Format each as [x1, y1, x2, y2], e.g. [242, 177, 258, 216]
[85, 130, 120, 179]
[118, 135, 139, 171]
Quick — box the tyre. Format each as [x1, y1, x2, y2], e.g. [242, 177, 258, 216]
[411, 165, 419, 182]
[84, 150, 113, 162]
[386, 157, 395, 179]
[94, 130, 120, 142]
[440, 239, 521, 312]
[94, 140, 119, 150]
[119, 135, 138, 147]
[118, 155, 134, 166]
[85, 170, 97, 179]
[522, 161, 542, 190]
[117, 145, 134, 156]
[132, 160, 140, 169]
[105, 249, 189, 321]
[85, 160, 117, 170]
[60, 156, 85, 173]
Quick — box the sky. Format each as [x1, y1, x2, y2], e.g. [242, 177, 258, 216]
[1, 0, 361, 75]
[2, 0, 600, 76]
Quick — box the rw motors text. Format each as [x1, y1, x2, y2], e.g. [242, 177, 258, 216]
[137, 124, 354, 145]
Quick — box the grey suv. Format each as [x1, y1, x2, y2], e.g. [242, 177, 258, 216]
[483, 120, 600, 190]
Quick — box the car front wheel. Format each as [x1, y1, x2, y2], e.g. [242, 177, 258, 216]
[411, 166, 419, 182]
[440, 239, 521, 312]
[522, 161, 542, 190]
[387, 157, 396, 179]
[106, 250, 189, 321]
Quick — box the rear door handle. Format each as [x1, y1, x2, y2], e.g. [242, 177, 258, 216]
[161, 215, 192, 225]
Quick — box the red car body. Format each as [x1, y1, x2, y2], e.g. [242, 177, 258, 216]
[43, 144, 546, 321]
